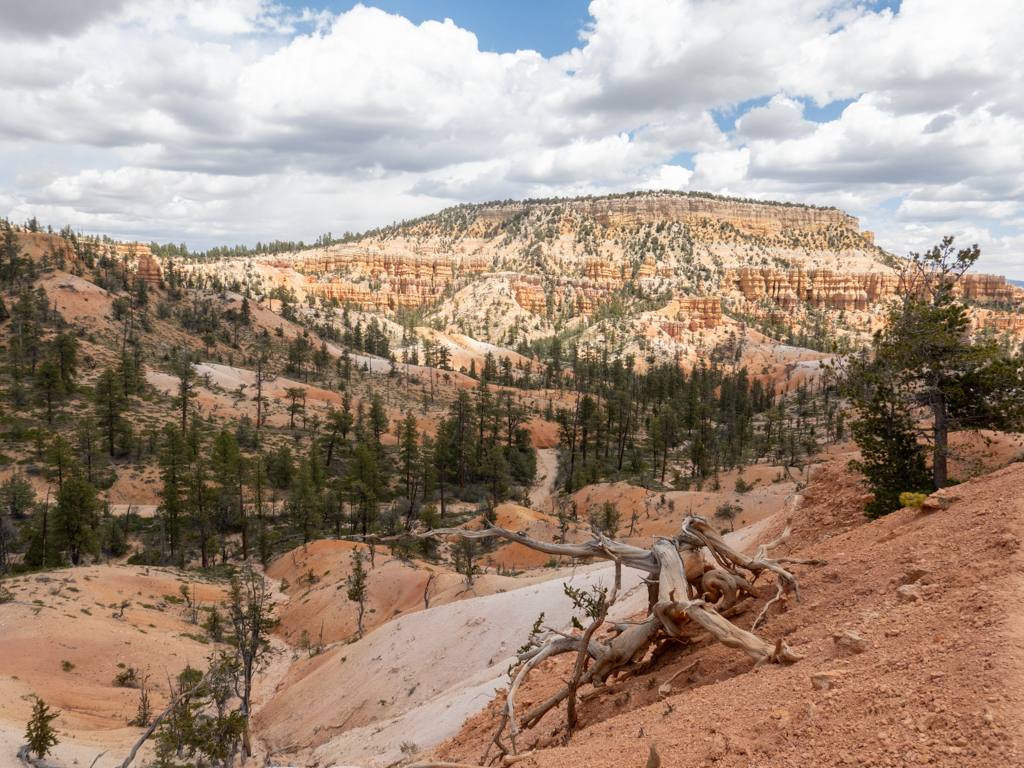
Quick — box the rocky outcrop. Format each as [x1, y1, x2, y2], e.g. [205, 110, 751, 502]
[275, 243, 493, 310]
[722, 267, 897, 311]
[134, 251, 163, 285]
[637, 255, 658, 280]
[115, 241, 153, 260]
[958, 274, 1024, 304]
[973, 311, 1024, 335]
[15, 232, 80, 267]
[721, 267, 1024, 312]
[510, 275, 547, 313]
[308, 276, 434, 311]
[675, 297, 723, 331]
[584, 258, 623, 288]
[279, 243, 490, 286]
[478, 194, 861, 237]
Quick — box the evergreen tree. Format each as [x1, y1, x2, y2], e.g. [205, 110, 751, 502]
[52, 333, 78, 390]
[368, 394, 388, 442]
[172, 353, 199, 437]
[398, 410, 419, 499]
[94, 367, 128, 456]
[25, 699, 60, 759]
[52, 474, 99, 565]
[158, 423, 192, 561]
[75, 415, 101, 484]
[34, 359, 64, 423]
[843, 237, 1024, 508]
[288, 459, 321, 544]
[346, 549, 368, 638]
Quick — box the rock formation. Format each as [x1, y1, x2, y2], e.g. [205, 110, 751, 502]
[510, 275, 547, 313]
[675, 297, 723, 331]
[477, 193, 861, 237]
[720, 267, 1024, 313]
[134, 251, 164, 285]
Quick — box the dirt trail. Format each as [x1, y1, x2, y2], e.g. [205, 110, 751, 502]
[530, 449, 559, 512]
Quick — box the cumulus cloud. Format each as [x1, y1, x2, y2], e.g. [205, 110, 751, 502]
[0, 0, 1022, 277]
[735, 96, 816, 141]
[0, 0, 129, 38]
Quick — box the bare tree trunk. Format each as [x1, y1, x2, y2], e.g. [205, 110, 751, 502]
[932, 390, 948, 490]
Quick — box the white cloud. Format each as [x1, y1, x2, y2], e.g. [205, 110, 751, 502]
[735, 96, 816, 141]
[0, 0, 1021, 277]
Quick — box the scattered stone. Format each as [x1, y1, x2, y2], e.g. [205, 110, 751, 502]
[707, 732, 728, 760]
[921, 492, 953, 512]
[902, 567, 933, 584]
[811, 671, 843, 690]
[896, 584, 924, 603]
[833, 630, 869, 654]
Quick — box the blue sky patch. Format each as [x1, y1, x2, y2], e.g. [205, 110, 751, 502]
[295, 1, 594, 57]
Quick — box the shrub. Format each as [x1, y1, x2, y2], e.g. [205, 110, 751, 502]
[899, 492, 928, 509]
[113, 667, 139, 687]
[734, 477, 757, 494]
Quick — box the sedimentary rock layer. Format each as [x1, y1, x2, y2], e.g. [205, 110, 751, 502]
[477, 195, 861, 237]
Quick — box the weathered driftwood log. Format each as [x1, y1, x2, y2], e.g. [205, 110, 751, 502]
[361, 501, 823, 759]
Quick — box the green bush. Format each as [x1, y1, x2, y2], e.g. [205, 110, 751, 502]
[899, 492, 928, 509]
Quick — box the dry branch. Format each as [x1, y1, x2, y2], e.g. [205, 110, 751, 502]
[381, 503, 823, 754]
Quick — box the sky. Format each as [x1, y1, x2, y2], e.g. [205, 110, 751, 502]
[1, 0, 1023, 278]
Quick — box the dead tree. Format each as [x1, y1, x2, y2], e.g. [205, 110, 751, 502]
[365, 499, 823, 757]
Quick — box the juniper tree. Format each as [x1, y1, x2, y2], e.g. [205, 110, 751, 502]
[842, 237, 1024, 512]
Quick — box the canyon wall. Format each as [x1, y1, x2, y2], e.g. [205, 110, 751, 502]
[720, 267, 1024, 312]
[277, 243, 491, 310]
[277, 243, 490, 285]
[477, 195, 861, 237]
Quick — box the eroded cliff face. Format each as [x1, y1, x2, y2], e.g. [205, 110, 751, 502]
[280, 242, 491, 310]
[720, 267, 900, 311]
[250, 196, 1022, 336]
[477, 194, 861, 237]
[719, 267, 1024, 313]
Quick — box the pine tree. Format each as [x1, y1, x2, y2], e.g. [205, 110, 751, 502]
[368, 394, 388, 442]
[34, 359, 63, 423]
[398, 410, 419, 498]
[172, 353, 198, 437]
[158, 424, 192, 562]
[52, 474, 99, 566]
[842, 237, 1024, 508]
[94, 367, 128, 456]
[346, 549, 368, 638]
[52, 333, 78, 390]
[25, 698, 60, 759]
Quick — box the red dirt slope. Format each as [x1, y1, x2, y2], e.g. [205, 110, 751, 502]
[436, 461, 1024, 767]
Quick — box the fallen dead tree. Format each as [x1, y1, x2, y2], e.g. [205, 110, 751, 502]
[362, 501, 824, 761]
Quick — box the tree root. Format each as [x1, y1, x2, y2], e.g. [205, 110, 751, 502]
[383, 499, 824, 756]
